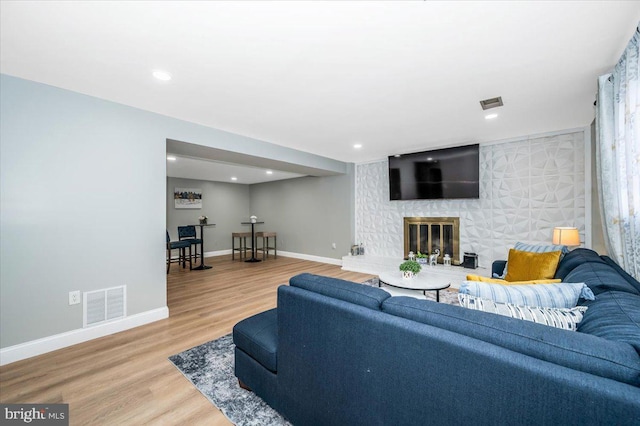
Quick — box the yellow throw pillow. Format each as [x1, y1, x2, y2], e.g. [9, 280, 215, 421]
[504, 249, 561, 282]
[465, 274, 561, 285]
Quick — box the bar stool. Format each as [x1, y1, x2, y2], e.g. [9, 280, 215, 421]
[167, 230, 192, 273]
[232, 232, 252, 260]
[178, 225, 202, 263]
[255, 231, 277, 260]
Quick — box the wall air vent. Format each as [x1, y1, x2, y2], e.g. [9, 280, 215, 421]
[479, 96, 504, 110]
[83, 285, 126, 327]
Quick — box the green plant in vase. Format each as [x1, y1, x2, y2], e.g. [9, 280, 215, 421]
[416, 251, 428, 265]
[399, 260, 421, 279]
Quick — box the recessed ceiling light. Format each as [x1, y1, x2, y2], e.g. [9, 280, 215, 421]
[266, 170, 273, 175]
[166, 156, 177, 161]
[152, 70, 172, 81]
[231, 177, 238, 181]
[354, 144, 363, 149]
[485, 113, 498, 120]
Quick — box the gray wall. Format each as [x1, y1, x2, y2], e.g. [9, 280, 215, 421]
[1, 76, 168, 348]
[0, 74, 348, 349]
[249, 167, 355, 259]
[167, 177, 250, 252]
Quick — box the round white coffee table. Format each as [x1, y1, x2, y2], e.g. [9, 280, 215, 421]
[378, 271, 451, 302]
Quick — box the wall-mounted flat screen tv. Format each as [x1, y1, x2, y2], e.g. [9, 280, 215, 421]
[388, 144, 479, 200]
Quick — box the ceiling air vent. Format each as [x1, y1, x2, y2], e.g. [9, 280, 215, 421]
[479, 96, 504, 110]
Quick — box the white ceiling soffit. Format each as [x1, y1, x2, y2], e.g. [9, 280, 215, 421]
[166, 156, 305, 185]
[166, 139, 334, 184]
[166, 139, 342, 177]
[2, 2, 640, 163]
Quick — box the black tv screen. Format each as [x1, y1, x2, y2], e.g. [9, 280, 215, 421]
[388, 144, 479, 200]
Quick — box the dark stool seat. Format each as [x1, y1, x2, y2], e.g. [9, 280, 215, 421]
[233, 308, 278, 373]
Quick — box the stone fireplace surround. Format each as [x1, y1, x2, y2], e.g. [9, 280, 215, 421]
[349, 129, 587, 275]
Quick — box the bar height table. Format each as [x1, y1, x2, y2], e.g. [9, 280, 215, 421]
[191, 223, 215, 270]
[241, 221, 264, 263]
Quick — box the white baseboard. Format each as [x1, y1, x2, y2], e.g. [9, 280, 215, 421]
[189, 249, 341, 266]
[170, 249, 231, 261]
[0, 306, 169, 366]
[278, 250, 343, 266]
[203, 249, 232, 257]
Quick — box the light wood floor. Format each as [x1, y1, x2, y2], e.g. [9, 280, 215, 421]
[0, 255, 374, 425]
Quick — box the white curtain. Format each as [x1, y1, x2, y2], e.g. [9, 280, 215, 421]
[596, 26, 640, 279]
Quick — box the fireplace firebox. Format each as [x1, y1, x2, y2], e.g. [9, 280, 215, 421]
[403, 217, 460, 265]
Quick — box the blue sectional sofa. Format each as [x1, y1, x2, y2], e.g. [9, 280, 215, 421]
[233, 248, 640, 425]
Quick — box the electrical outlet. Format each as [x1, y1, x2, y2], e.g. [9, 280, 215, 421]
[69, 290, 81, 305]
[332, 243, 336, 249]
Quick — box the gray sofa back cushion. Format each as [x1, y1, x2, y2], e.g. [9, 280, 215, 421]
[578, 291, 640, 355]
[565, 262, 640, 296]
[382, 296, 640, 387]
[554, 248, 607, 280]
[601, 256, 640, 294]
[289, 273, 390, 310]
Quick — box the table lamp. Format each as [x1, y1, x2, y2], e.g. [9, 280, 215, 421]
[552, 227, 580, 246]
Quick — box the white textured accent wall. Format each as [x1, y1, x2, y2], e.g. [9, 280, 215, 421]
[355, 130, 586, 267]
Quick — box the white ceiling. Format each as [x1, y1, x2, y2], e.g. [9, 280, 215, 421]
[2, 1, 639, 182]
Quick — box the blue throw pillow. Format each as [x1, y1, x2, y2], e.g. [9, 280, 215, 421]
[514, 241, 570, 255]
[458, 281, 595, 309]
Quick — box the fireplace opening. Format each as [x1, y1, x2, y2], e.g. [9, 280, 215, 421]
[403, 217, 460, 265]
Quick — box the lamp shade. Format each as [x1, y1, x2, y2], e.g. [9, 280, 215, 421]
[552, 227, 580, 246]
